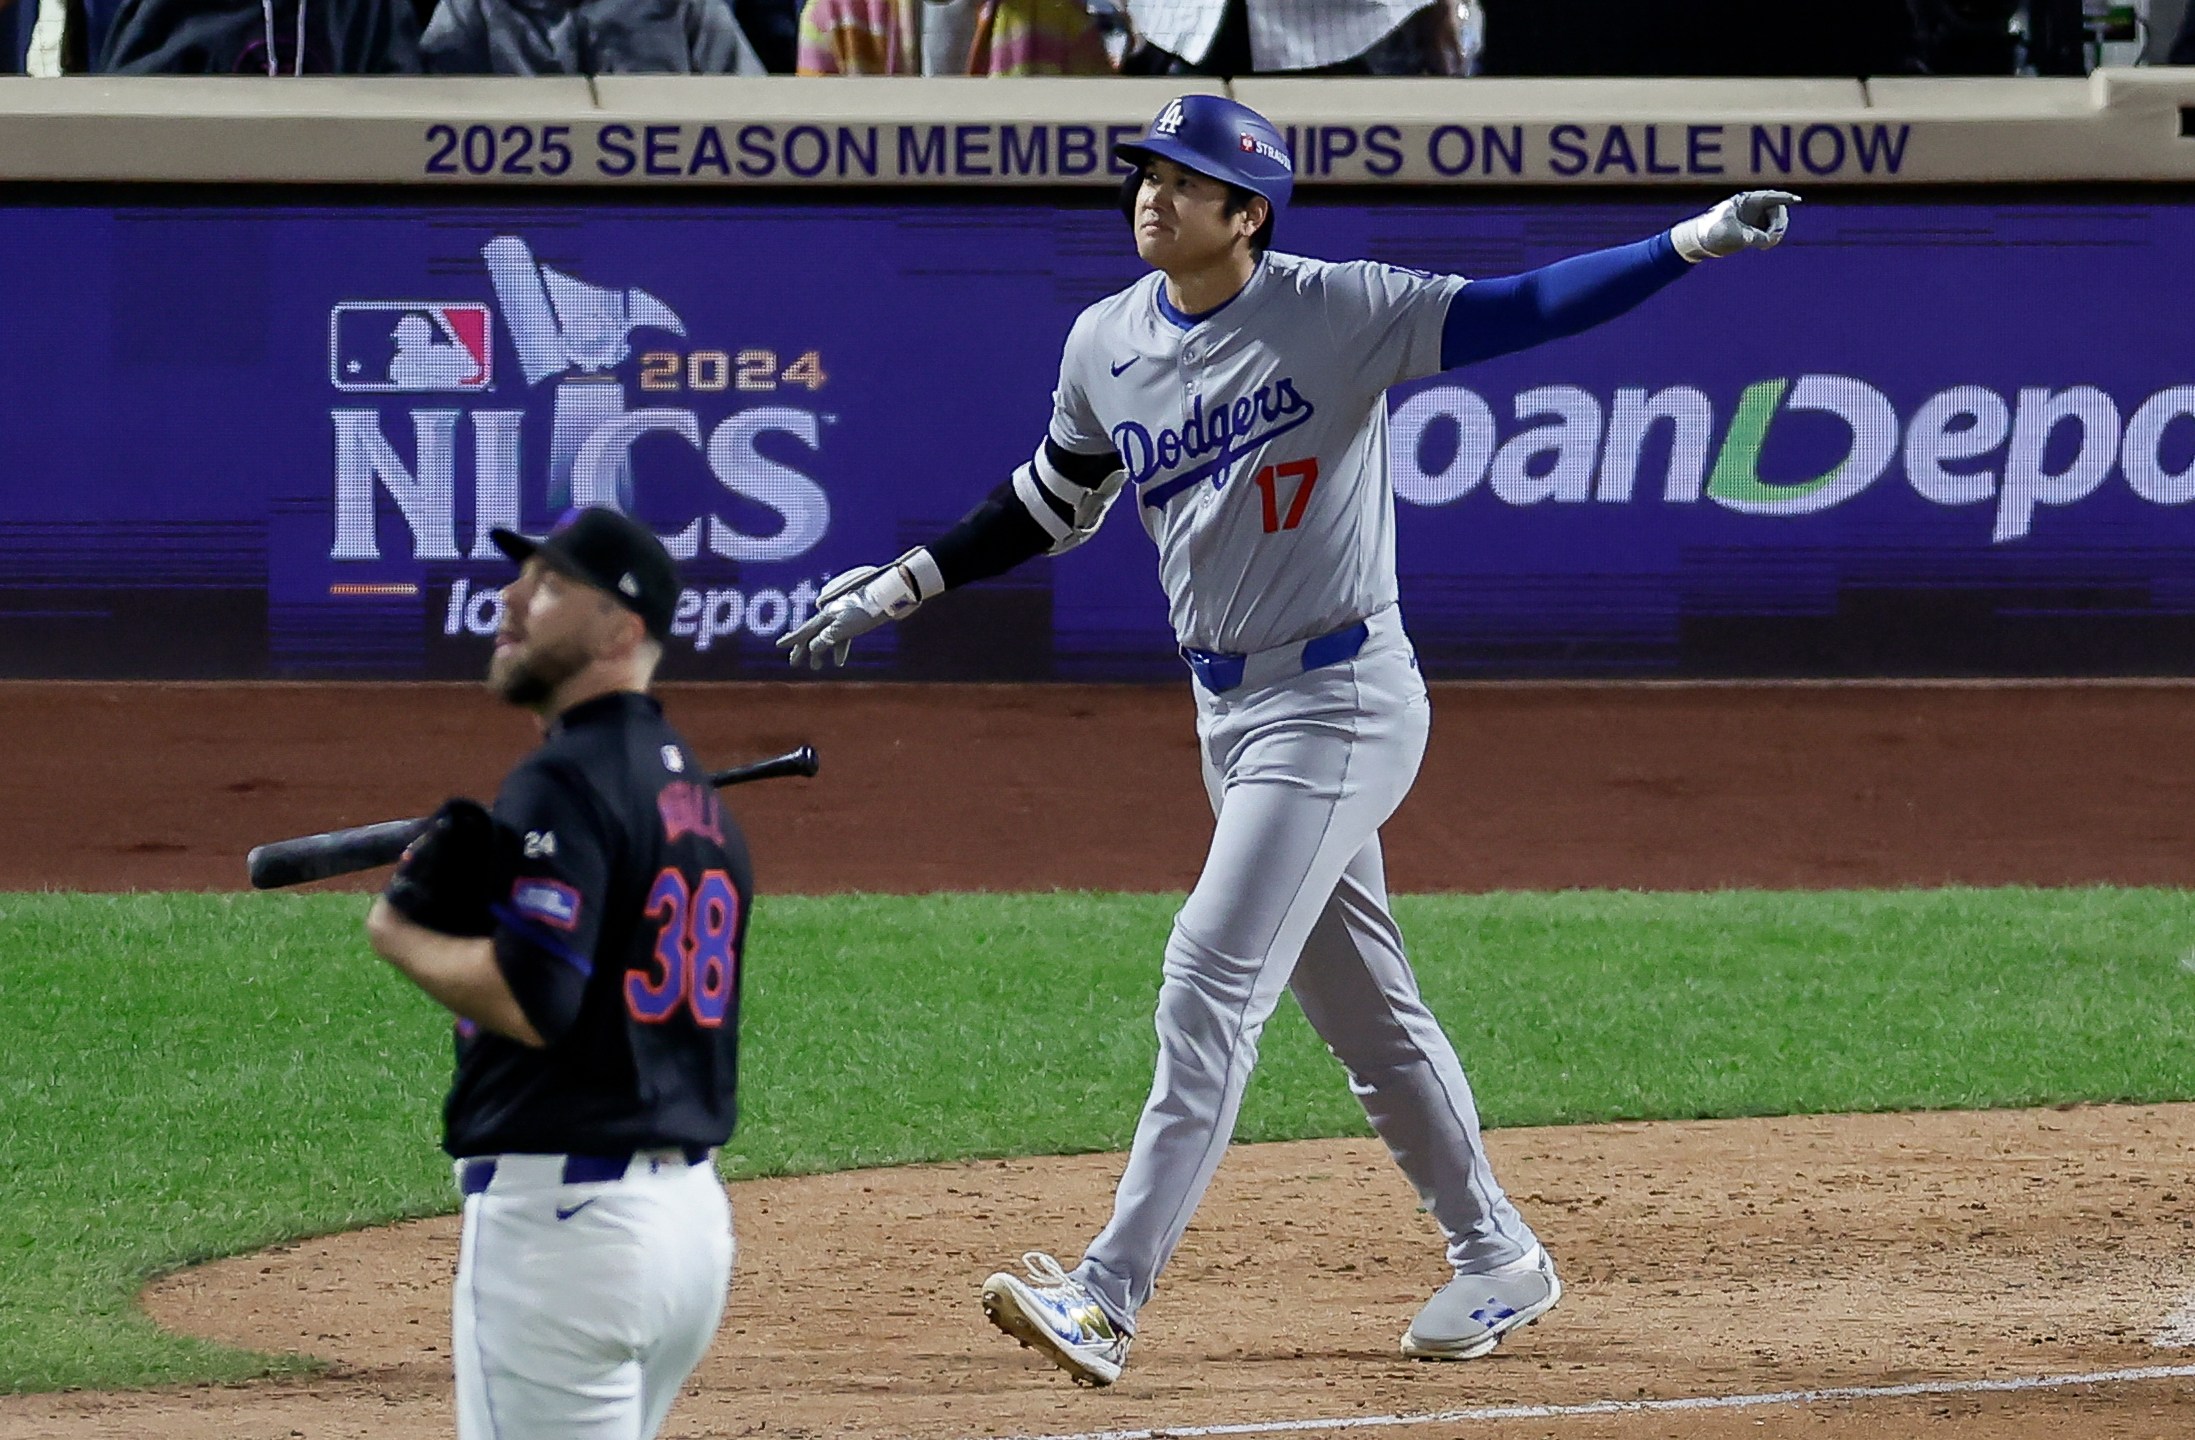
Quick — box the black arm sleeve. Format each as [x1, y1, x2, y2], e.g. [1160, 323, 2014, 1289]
[491, 940, 589, 1044]
[486, 757, 614, 1046]
[927, 440, 1124, 591]
[928, 484, 1053, 590]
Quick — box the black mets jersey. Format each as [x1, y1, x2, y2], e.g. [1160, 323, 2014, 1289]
[443, 691, 753, 1158]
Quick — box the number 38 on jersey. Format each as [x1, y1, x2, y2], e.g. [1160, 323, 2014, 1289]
[628, 866, 741, 1026]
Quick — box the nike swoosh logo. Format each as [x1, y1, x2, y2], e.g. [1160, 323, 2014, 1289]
[1110, 357, 1138, 377]
[554, 1199, 599, 1221]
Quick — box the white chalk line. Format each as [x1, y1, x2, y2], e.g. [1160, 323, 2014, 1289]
[987, 1362, 2195, 1440]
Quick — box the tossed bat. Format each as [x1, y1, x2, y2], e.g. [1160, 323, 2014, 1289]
[246, 744, 819, 890]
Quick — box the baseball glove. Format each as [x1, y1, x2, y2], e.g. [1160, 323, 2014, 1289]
[381, 798, 515, 938]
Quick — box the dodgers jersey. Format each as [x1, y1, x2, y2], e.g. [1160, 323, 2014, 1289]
[1048, 251, 1465, 656]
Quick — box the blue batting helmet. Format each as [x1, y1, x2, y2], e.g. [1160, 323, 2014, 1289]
[1113, 95, 1294, 215]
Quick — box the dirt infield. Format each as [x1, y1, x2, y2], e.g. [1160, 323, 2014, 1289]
[7, 679, 2194, 894]
[11, 1106, 2195, 1440]
[4, 680, 2194, 1439]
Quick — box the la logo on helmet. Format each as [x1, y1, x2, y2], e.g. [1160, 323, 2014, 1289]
[1154, 100, 1185, 135]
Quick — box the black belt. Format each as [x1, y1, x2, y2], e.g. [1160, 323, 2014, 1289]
[459, 1145, 712, 1197]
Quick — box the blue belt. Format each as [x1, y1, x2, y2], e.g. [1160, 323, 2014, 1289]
[459, 1145, 711, 1197]
[1180, 619, 1371, 695]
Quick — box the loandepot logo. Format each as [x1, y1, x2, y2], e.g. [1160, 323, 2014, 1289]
[1392, 376, 2195, 541]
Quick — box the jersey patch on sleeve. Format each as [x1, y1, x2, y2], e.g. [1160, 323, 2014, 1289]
[509, 877, 582, 932]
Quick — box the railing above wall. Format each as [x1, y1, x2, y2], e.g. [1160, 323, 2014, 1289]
[0, 71, 2191, 187]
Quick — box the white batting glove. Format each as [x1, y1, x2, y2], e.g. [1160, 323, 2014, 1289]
[1669, 190, 1801, 262]
[777, 549, 942, 670]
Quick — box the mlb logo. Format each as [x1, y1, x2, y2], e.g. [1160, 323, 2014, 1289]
[329, 302, 493, 393]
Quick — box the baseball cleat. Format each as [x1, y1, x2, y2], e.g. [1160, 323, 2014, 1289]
[1401, 1243, 1562, 1360]
[981, 1251, 1131, 1387]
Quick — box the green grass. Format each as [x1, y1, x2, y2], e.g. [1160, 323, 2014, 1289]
[2, 887, 2193, 1392]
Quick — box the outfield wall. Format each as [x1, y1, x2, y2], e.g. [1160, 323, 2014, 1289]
[4, 72, 2195, 186]
[1, 76, 2192, 679]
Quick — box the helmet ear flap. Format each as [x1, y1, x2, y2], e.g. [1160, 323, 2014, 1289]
[1118, 167, 1141, 225]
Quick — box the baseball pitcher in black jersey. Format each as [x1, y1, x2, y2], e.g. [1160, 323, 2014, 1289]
[365, 506, 750, 1440]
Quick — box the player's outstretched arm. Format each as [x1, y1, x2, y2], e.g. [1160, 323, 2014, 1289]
[1438, 190, 1800, 371]
[778, 439, 1126, 670]
[1669, 190, 1801, 261]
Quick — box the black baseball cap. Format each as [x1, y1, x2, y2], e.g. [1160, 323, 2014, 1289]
[490, 507, 680, 641]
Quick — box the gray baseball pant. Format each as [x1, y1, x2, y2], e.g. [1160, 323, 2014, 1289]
[1073, 609, 1539, 1330]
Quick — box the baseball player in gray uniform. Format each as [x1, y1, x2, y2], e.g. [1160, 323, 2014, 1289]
[780, 95, 1796, 1386]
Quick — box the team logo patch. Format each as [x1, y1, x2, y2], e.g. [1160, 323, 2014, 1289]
[328, 302, 492, 393]
[510, 877, 581, 931]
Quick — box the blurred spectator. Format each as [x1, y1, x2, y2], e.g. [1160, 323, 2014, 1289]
[798, 0, 1110, 74]
[101, 0, 420, 70]
[2020, 0, 2086, 73]
[422, 0, 764, 72]
[1475, 0, 1918, 76]
[1908, 0, 2019, 74]
[734, 0, 797, 67]
[5, 0, 28, 70]
[1120, 0, 1462, 76]
[1085, 0, 1128, 63]
[2172, 2, 2195, 63]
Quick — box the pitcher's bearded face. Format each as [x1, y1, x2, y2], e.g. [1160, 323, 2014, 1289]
[490, 562, 618, 706]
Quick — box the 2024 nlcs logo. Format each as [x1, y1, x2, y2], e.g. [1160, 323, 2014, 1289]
[326, 236, 835, 572]
[325, 238, 843, 655]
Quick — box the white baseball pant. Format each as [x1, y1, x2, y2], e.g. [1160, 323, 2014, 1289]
[454, 1149, 733, 1440]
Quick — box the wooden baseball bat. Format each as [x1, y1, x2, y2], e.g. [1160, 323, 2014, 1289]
[245, 745, 818, 890]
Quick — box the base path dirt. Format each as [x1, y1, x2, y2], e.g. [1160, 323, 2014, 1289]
[5, 679, 2193, 893]
[5, 680, 2194, 1439]
[4, 1105, 2191, 1440]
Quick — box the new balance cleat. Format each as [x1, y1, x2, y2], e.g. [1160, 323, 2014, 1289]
[1401, 1244, 1562, 1360]
[981, 1251, 1131, 1386]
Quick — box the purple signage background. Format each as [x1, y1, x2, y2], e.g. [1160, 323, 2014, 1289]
[1, 193, 2190, 680]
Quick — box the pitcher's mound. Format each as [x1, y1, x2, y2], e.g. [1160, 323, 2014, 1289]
[84, 1103, 2195, 1439]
